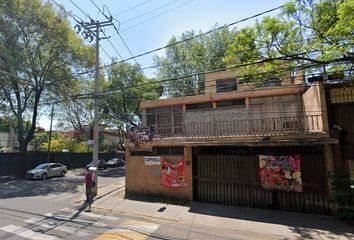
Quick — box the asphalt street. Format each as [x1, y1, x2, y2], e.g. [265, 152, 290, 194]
[1, 167, 351, 240]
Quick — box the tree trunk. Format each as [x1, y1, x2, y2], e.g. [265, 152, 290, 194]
[18, 140, 28, 178]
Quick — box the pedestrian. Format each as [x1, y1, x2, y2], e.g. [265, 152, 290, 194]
[85, 166, 95, 211]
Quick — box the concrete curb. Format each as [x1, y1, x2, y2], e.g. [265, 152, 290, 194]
[91, 205, 182, 223]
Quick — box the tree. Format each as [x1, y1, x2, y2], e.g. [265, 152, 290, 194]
[41, 132, 89, 153]
[101, 62, 158, 147]
[154, 27, 235, 97]
[0, 116, 17, 132]
[223, 0, 354, 84]
[0, 0, 94, 175]
[57, 79, 94, 142]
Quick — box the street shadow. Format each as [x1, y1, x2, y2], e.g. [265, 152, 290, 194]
[0, 167, 125, 200]
[0, 176, 82, 199]
[187, 202, 354, 239]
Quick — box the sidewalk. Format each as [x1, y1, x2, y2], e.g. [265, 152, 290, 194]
[90, 184, 354, 240]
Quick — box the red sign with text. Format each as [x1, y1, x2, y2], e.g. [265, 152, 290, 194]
[161, 159, 187, 188]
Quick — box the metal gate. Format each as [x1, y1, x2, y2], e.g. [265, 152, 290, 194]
[193, 146, 329, 214]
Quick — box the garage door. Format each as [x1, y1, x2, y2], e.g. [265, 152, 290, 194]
[193, 146, 329, 214]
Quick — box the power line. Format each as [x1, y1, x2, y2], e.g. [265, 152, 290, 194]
[45, 3, 287, 79]
[120, 0, 180, 24]
[8, 2, 351, 90]
[100, 44, 114, 61]
[50, 0, 83, 22]
[68, 0, 92, 20]
[87, 1, 147, 77]
[89, 0, 110, 19]
[70, 4, 286, 77]
[38, 56, 352, 106]
[105, 38, 124, 60]
[114, 0, 154, 17]
[120, 0, 195, 33]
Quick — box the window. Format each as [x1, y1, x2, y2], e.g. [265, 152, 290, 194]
[186, 102, 213, 110]
[216, 78, 237, 92]
[216, 99, 245, 108]
[147, 114, 156, 126]
[145, 106, 182, 134]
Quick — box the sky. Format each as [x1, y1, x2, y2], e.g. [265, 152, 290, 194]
[39, 0, 288, 129]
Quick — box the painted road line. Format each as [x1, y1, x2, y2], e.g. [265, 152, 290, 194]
[24, 218, 91, 237]
[44, 212, 108, 227]
[0, 224, 59, 240]
[94, 220, 159, 240]
[62, 208, 121, 221]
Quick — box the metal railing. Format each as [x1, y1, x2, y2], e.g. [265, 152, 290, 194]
[151, 114, 324, 138]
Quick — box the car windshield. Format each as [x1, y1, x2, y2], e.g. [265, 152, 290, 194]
[108, 159, 117, 163]
[35, 164, 49, 170]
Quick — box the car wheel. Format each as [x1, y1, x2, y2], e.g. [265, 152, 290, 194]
[60, 171, 65, 177]
[41, 173, 47, 180]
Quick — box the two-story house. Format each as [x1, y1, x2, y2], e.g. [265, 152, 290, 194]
[125, 70, 337, 214]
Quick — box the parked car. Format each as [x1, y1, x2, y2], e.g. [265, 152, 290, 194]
[25, 163, 67, 180]
[86, 159, 107, 170]
[106, 158, 125, 168]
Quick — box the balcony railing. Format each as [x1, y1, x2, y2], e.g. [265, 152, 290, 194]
[151, 115, 325, 139]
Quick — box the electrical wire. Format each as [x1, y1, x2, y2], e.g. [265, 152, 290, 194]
[68, 0, 92, 20]
[36, 60, 353, 106]
[87, 0, 147, 78]
[4, 2, 351, 101]
[120, 0, 195, 33]
[67, 3, 287, 77]
[50, 0, 83, 23]
[114, 0, 154, 17]
[120, 0, 180, 24]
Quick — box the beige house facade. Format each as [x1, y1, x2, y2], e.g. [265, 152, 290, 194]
[125, 70, 338, 214]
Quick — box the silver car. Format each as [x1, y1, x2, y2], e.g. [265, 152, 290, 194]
[25, 163, 67, 180]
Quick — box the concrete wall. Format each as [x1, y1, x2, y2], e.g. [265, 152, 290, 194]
[0, 132, 9, 148]
[125, 146, 193, 201]
[302, 82, 328, 132]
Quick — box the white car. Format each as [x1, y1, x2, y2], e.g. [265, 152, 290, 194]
[25, 163, 67, 180]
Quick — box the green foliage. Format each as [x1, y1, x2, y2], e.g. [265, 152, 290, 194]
[223, 0, 354, 84]
[101, 62, 158, 127]
[32, 132, 48, 151]
[330, 176, 354, 223]
[0, 116, 16, 132]
[41, 132, 90, 153]
[154, 27, 235, 97]
[0, 0, 94, 158]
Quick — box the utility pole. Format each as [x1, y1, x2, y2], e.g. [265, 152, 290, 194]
[75, 17, 113, 197]
[47, 102, 55, 163]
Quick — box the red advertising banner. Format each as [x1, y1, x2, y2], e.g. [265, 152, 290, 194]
[259, 155, 302, 192]
[161, 159, 187, 188]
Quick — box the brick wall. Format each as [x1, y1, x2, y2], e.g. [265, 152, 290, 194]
[125, 146, 193, 200]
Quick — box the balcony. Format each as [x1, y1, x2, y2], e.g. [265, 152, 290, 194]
[151, 114, 326, 140]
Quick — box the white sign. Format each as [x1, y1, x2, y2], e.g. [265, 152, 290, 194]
[144, 156, 161, 165]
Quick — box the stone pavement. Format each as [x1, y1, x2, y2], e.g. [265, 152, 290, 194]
[88, 184, 354, 240]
